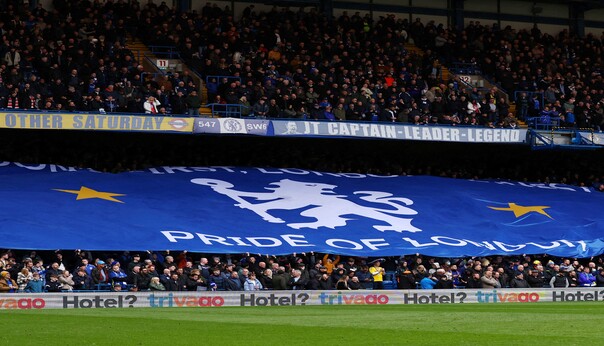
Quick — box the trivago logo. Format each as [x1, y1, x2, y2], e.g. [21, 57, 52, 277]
[318, 292, 389, 305]
[0, 297, 45, 309]
[476, 290, 544, 303]
[147, 293, 224, 307]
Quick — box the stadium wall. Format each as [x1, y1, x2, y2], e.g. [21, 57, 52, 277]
[3, 288, 603, 309]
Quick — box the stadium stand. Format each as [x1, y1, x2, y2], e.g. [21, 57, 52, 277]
[0, 1, 601, 130]
[1, 1, 604, 294]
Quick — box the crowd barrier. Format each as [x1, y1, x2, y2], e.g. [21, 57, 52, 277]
[2, 288, 604, 309]
[2, 112, 602, 148]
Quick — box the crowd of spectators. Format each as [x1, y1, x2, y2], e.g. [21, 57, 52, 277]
[2, 249, 604, 293]
[0, 1, 603, 129]
[415, 18, 604, 130]
[0, 0, 205, 115]
[157, 3, 602, 130]
[2, 3, 604, 294]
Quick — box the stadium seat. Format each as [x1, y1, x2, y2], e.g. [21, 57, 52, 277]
[382, 272, 397, 289]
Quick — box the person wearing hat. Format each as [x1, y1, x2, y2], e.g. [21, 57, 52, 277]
[91, 260, 109, 286]
[549, 265, 570, 288]
[510, 272, 530, 288]
[397, 269, 416, 289]
[128, 254, 142, 272]
[0, 271, 17, 293]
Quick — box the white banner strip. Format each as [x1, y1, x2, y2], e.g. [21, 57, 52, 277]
[2, 288, 603, 309]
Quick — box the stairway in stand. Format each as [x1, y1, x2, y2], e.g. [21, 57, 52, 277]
[126, 36, 213, 117]
[126, 36, 156, 64]
[405, 42, 527, 128]
[404, 43, 450, 82]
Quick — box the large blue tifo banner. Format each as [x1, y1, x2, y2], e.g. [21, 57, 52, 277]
[1, 162, 603, 257]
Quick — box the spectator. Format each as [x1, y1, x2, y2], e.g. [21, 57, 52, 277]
[272, 269, 288, 290]
[238, 96, 252, 117]
[316, 273, 333, 290]
[209, 268, 227, 290]
[73, 269, 92, 291]
[17, 268, 32, 292]
[252, 97, 269, 117]
[186, 272, 207, 291]
[526, 270, 544, 288]
[336, 275, 350, 290]
[578, 267, 596, 287]
[397, 270, 416, 289]
[596, 269, 604, 287]
[165, 273, 186, 291]
[434, 271, 454, 289]
[348, 276, 362, 290]
[45, 274, 62, 292]
[259, 269, 273, 290]
[420, 273, 437, 289]
[185, 90, 202, 116]
[134, 266, 152, 291]
[149, 277, 166, 291]
[369, 259, 386, 289]
[322, 255, 340, 275]
[465, 272, 482, 288]
[0, 271, 17, 293]
[480, 270, 500, 289]
[509, 272, 530, 288]
[287, 269, 307, 290]
[59, 270, 75, 291]
[244, 272, 263, 291]
[144, 96, 161, 114]
[550, 268, 570, 288]
[45, 262, 62, 282]
[25, 272, 44, 293]
[109, 264, 128, 290]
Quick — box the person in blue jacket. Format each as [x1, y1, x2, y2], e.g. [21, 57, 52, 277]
[420, 273, 437, 289]
[25, 272, 44, 292]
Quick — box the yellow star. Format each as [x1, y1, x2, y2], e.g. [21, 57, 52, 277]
[488, 203, 552, 219]
[53, 186, 126, 203]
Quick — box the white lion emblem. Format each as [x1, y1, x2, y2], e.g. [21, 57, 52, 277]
[191, 178, 421, 233]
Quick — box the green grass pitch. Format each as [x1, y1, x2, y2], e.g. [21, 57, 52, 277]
[3, 303, 604, 345]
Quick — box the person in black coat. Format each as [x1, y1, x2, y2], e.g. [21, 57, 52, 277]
[45, 275, 62, 292]
[185, 272, 207, 291]
[435, 275, 454, 289]
[397, 270, 417, 289]
[526, 270, 544, 288]
[72, 269, 92, 290]
[165, 273, 185, 291]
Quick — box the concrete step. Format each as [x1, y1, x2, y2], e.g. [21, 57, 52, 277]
[441, 67, 450, 82]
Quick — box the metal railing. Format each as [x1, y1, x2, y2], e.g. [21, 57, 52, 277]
[148, 45, 181, 59]
[205, 76, 241, 86]
[514, 91, 544, 109]
[526, 116, 561, 130]
[206, 103, 250, 118]
[449, 62, 482, 75]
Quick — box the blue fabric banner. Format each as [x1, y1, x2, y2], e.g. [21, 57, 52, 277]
[1, 163, 603, 257]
